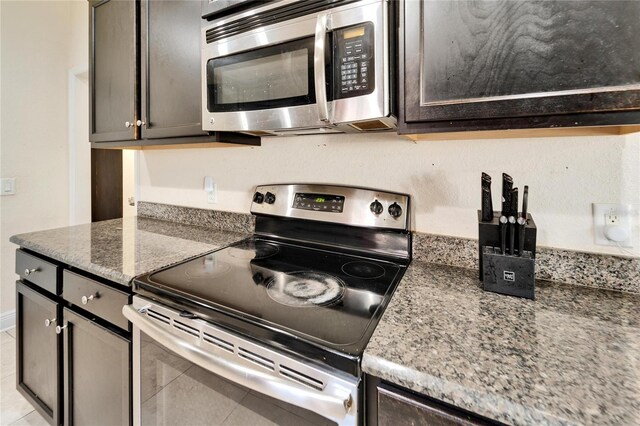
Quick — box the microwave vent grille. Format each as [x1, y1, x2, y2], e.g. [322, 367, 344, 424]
[349, 120, 392, 131]
[205, 0, 359, 44]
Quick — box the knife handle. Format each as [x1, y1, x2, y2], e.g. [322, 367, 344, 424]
[501, 174, 513, 216]
[481, 187, 493, 222]
[510, 188, 519, 217]
[508, 216, 516, 256]
[517, 217, 526, 256]
[499, 216, 508, 255]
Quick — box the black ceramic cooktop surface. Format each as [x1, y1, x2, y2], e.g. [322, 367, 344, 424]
[135, 237, 404, 355]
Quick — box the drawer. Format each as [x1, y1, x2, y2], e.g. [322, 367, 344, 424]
[63, 271, 129, 330]
[16, 249, 60, 294]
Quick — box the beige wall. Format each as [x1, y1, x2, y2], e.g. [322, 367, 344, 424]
[139, 132, 640, 256]
[1, 0, 88, 318]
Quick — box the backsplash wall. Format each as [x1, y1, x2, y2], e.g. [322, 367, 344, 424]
[138, 132, 640, 257]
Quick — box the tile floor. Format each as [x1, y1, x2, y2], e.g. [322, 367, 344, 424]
[0, 329, 48, 426]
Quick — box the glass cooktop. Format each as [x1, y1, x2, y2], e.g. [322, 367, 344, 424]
[135, 238, 404, 354]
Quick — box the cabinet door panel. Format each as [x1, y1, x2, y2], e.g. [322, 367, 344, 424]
[63, 308, 130, 426]
[16, 281, 61, 425]
[90, 0, 137, 142]
[404, 0, 640, 122]
[141, 0, 207, 139]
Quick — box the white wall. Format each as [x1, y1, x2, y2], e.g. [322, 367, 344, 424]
[139, 131, 640, 256]
[1, 0, 88, 318]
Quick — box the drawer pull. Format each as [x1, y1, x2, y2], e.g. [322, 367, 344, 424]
[55, 324, 67, 334]
[81, 294, 98, 305]
[44, 318, 56, 327]
[24, 267, 39, 276]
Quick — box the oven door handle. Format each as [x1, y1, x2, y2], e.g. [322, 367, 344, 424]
[314, 12, 330, 123]
[123, 305, 354, 423]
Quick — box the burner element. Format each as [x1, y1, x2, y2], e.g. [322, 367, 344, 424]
[341, 261, 385, 279]
[184, 255, 232, 280]
[227, 240, 279, 260]
[266, 271, 345, 307]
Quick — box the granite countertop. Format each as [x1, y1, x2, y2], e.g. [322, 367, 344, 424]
[363, 261, 640, 426]
[10, 217, 250, 286]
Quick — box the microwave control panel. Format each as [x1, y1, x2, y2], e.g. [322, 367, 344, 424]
[333, 23, 375, 99]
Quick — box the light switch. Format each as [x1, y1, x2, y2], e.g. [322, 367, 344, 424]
[1, 178, 16, 195]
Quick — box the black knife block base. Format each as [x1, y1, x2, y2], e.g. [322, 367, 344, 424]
[477, 211, 537, 281]
[482, 247, 535, 299]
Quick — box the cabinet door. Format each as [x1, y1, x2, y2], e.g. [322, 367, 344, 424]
[62, 308, 131, 426]
[140, 0, 207, 139]
[377, 384, 487, 426]
[89, 0, 138, 142]
[16, 281, 62, 426]
[403, 0, 640, 123]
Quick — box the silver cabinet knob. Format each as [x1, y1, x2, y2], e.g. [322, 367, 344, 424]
[125, 121, 132, 128]
[55, 324, 67, 334]
[24, 267, 39, 276]
[136, 119, 145, 127]
[81, 294, 96, 305]
[45, 318, 56, 327]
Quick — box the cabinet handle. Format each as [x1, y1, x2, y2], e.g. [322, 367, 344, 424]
[125, 121, 132, 128]
[81, 294, 97, 305]
[24, 267, 39, 276]
[45, 318, 56, 327]
[136, 119, 146, 127]
[55, 324, 67, 334]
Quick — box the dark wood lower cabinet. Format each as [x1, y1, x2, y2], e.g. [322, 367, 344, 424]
[62, 308, 131, 426]
[367, 376, 498, 426]
[15, 250, 132, 426]
[16, 281, 62, 426]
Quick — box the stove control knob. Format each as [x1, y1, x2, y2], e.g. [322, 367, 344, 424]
[265, 192, 276, 204]
[253, 192, 264, 204]
[388, 202, 402, 218]
[369, 200, 383, 215]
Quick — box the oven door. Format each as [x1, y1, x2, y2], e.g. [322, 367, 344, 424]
[124, 298, 358, 426]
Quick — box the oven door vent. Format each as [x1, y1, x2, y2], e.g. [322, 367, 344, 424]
[238, 347, 276, 371]
[173, 320, 200, 337]
[146, 309, 171, 325]
[279, 365, 325, 391]
[203, 332, 234, 353]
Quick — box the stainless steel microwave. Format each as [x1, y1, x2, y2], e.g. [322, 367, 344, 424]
[201, 0, 395, 136]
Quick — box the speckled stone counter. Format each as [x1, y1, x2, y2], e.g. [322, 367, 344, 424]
[362, 261, 640, 426]
[10, 217, 249, 286]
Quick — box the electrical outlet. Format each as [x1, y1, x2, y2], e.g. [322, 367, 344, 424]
[204, 176, 217, 204]
[592, 203, 633, 247]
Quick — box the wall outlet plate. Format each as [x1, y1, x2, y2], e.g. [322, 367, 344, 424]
[592, 203, 633, 248]
[1, 178, 16, 195]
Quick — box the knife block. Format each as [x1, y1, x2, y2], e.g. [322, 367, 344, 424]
[477, 211, 537, 281]
[482, 247, 535, 299]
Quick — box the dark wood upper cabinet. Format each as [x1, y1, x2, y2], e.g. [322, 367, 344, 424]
[89, 0, 258, 147]
[89, 0, 137, 142]
[140, 0, 207, 139]
[400, 0, 640, 133]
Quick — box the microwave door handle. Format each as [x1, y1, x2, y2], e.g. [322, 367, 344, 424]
[314, 13, 330, 123]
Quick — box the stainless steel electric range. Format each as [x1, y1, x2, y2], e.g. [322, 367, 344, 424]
[124, 184, 411, 426]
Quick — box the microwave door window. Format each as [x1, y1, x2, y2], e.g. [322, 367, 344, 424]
[207, 37, 317, 112]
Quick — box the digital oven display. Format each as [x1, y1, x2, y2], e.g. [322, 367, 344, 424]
[293, 193, 345, 213]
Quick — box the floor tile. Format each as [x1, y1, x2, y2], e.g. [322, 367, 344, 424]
[249, 390, 335, 426]
[140, 339, 192, 402]
[8, 410, 47, 426]
[6, 329, 16, 340]
[0, 374, 34, 425]
[141, 365, 247, 425]
[223, 392, 322, 426]
[1, 332, 16, 380]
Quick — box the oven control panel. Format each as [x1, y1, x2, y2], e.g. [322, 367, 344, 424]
[333, 23, 375, 99]
[251, 184, 409, 230]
